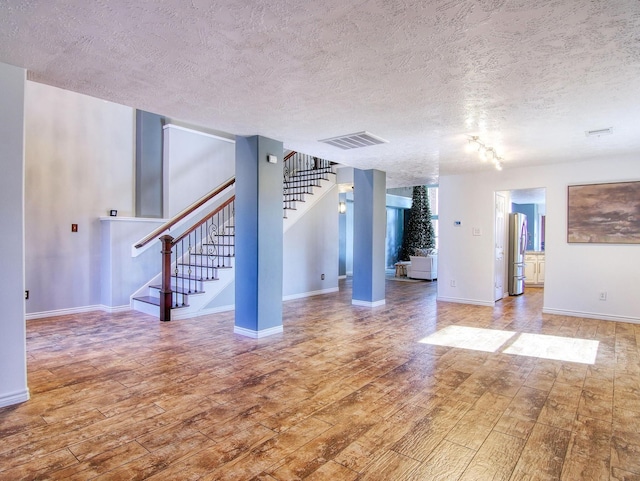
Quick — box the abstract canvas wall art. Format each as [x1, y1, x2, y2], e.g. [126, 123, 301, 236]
[567, 181, 640, 244]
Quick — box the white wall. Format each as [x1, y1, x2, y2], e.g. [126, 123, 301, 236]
[0, 62, 29, 407]
[163, 125, 235, 217]
[23, 82, 337, 316]
[100, 218, 165, 308]
[439, 155, 640, 322]
[283, 184, 340, 298]
[25, 82, 135, 314]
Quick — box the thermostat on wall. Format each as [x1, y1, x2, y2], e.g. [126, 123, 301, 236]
[267, 154, 277, 164]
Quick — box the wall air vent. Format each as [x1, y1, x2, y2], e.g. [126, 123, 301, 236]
[585, 127, 613, 137]
[319, 131, 388, 150]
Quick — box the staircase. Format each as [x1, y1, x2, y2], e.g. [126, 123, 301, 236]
[283, 153, 335, 218]
[132, 152, 335, 320]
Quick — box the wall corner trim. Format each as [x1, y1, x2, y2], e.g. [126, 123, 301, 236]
[233, 325, 284, 339]
[0, 388, 30, 408]
[26, 304, 130, 320]
[352, 299, 386, 307]
[283, 287, 339, 301]
[542, 308, 640, 324]
[436, 296, 495, 307]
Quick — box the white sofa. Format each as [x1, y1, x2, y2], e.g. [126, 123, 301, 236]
[407, 255, 437, 280]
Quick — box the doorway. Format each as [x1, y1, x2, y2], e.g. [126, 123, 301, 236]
[495, 187, 546, 301]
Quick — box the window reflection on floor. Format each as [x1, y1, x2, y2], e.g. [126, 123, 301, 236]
[419, 326, 599, 364]
[418, 325, 516, 353]
[503, 333, 599, 364]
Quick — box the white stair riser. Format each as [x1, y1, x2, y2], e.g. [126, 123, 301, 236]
[132, 299, 160, 317]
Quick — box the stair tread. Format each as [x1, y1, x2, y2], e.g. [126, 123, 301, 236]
[288, 171, 333, 177]
[177, 262, 234, 268]
[149, 285, 205, 295]
[172, 274, 220, 281]
[133, 295, 160, 306]
[284, 179, 324, 184]
[132, 296, 190, 309]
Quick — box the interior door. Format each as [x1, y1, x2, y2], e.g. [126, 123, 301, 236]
[494, 192, 507, 301]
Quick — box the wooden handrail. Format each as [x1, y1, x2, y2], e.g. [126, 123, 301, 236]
[171, 196, 235, 246]
[134, 177, 235, 249]
[284, 151, 296, 162]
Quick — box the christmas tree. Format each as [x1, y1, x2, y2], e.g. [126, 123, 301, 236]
[399, 185, 435, 260]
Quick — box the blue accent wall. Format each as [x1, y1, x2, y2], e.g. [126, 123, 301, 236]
[339, 193, 347, 276]
[135, 110, 164, 218]
[234, 136, 284, 332]
[353, 169, 386, 304]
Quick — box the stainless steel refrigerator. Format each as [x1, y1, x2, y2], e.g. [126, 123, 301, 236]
[508, 213, 528, 296]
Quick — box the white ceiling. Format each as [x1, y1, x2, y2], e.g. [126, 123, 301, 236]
[2, 1, 639, 187]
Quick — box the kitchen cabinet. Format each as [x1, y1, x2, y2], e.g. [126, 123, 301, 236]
[525, 252, 545, 286]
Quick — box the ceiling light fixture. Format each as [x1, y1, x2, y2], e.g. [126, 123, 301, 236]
[467, 136, 504, 171]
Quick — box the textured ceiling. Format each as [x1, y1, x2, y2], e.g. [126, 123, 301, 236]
[2, 0, 640, 187]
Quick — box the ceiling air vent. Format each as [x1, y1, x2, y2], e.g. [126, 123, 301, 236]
[585, 127, 613, 137]
[319, 131, 388, 150]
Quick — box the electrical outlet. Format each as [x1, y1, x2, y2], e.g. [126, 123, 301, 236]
[71, 224, 78, 232]
[450, 280, 456, 287]
[599, 291, 607, 301]
[321, 273, 325, 280]
[25, 290, 29, 300]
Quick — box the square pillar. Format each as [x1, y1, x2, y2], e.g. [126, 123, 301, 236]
[352, 169, 386, 307]
[0, 62, 29, 407]
[234, 136, 284, 337]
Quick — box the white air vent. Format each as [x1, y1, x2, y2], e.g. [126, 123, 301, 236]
[319, 131, 388, 150]
[585, 127, 613, 137]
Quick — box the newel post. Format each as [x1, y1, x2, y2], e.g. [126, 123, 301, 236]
[159, 234, 174, 322]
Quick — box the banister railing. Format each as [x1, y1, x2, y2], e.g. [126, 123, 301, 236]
[134, 177, 235, 249]
[283, 152, 333, 213]
[159, 195, 235, 321]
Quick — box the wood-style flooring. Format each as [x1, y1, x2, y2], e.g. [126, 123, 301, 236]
[1, 279, 639, 480]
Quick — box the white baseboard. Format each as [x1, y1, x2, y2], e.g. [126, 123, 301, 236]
[26, 304, 130, 320]
[283, 287, 339, 301]
[0, 388, 30, 408]
[233, 325, 284, 338]
[436, 296, 495, 307]
[100, 304, 130, 313]
[542, 307, 640, 324]
[352, 299, 386, 307]
[172, 304, 235, 320]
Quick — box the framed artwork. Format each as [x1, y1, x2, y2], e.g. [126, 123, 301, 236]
[567, 181, 640, 244]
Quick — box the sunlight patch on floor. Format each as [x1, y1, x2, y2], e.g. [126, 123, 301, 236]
[503, 333, 599, 364]
[419, 326, 599, 364]
[418, 325, 516, 352]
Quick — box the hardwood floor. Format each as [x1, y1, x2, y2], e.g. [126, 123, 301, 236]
[1, 279, 639, 480]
